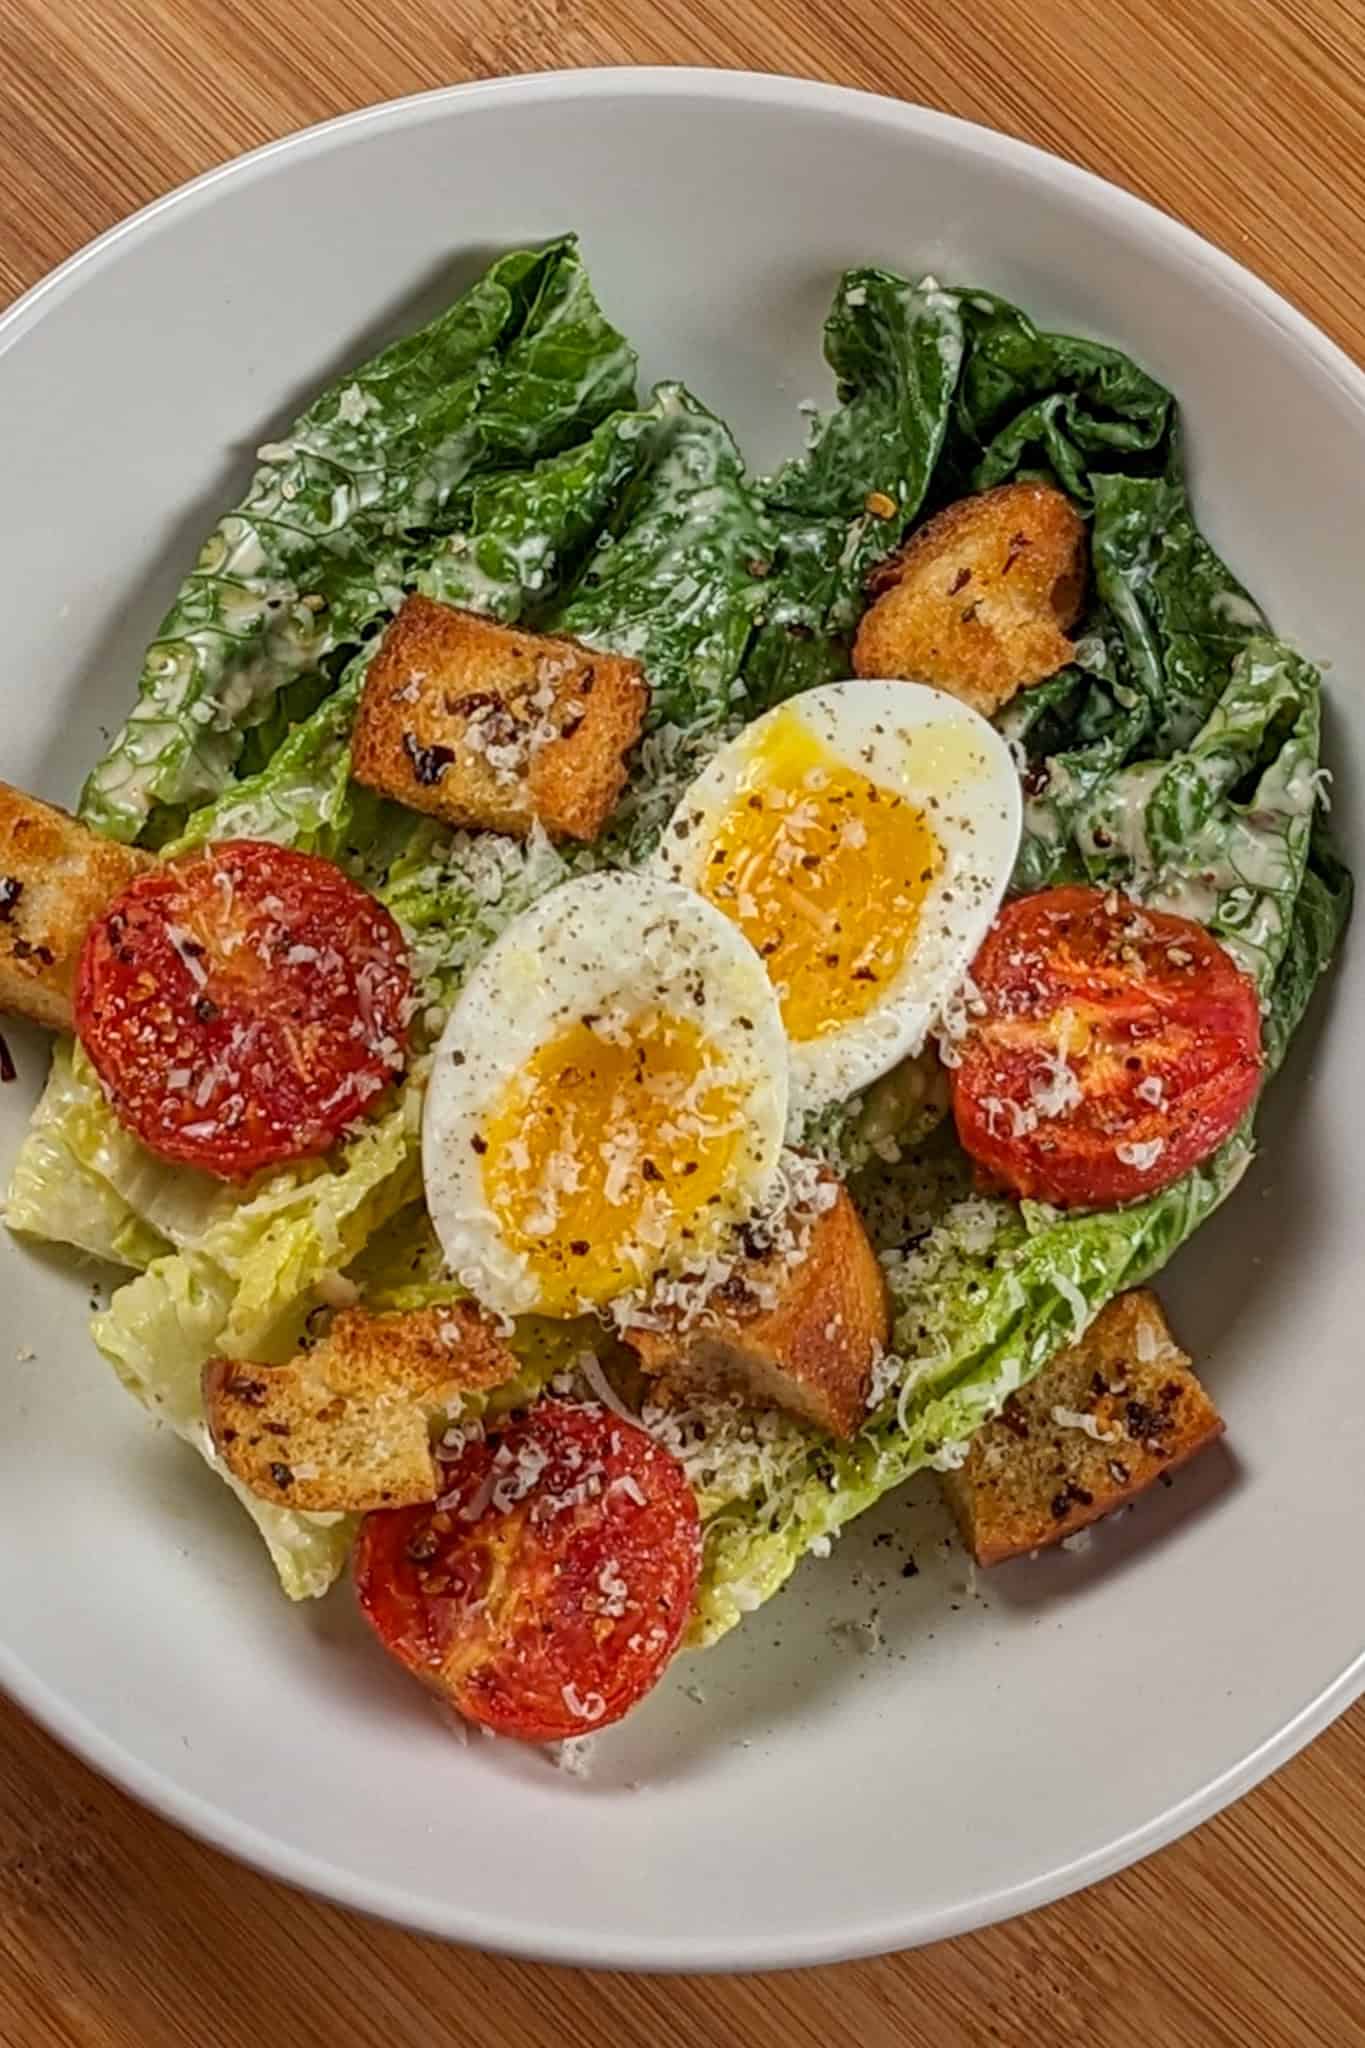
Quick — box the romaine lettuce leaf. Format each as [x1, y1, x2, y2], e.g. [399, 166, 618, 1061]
[552, 385, 775, 729]
[1073, 637, 1320, 988]
[745, 270, 964, 708]
[89, 1094, 421, 1598]
[80, 239, 636, 845]
[4, 1040, 172, 1270]
[769, 270, 965, 532]
[469, 243, 639, 466]
[1090, 463, 1267, 751]
[418, 397, 667, 622]
[950, 288, 1172, 501]
[1013, 634, 1320, 990]
[166, 654, 373, 861]
[92, 1094, 420, 1403]
[4, 1038, 258, 1263]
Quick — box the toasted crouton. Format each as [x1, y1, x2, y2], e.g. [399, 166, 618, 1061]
[0, 782, 154, 1032]
[351, 595, 648, 843]
[203, 1302, 520, 1513]
[940, 1290, 1224, 1566]
[625, 1171, 889, 1438]
[852, 483, 1087, 718]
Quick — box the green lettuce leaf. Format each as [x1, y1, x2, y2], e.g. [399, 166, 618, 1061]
[3, 1038, 263, 1265]
[466, 247, 638, 466]
[89, 1094, 421, 1598]
[552, 385, 775, 729]
[418, 396, 667, 623]
[768, 271, 966, 529]
[1071, 636, 1320, 988]
[949, 289, 1172, 501]
[166, 651, 374, 861]
[1090, 463, 1268, 750]
[979, 421, 1286, 905]
[80, 239, 636, 845]
[745, 270, 964, 708]
[4, 1040, 172, 1270]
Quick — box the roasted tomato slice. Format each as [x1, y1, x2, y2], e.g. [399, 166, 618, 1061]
[75, 839, 411, 1179]
[354, 1400, 701, 1742]
[951, 885, 1262, 1207]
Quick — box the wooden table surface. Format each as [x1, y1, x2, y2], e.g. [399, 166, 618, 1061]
[4, 2, 1365, 2041]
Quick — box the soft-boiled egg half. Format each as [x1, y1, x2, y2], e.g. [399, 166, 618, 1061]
[655, 680, 1022, 1115]
[423, 871, 788, 1319]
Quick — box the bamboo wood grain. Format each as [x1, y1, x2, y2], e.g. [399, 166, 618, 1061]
[4, 3, 1365, 2041]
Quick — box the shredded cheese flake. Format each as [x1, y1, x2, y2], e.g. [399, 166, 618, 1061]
[1051, 1404, 1121, 1444]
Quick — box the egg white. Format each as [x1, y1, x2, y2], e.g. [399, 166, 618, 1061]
[655, 679, 1022, 1116]
[422, 870, 789, 1318]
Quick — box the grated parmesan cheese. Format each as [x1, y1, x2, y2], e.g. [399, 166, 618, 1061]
[164, 924, 208, 987]
[1051, 1404, 1121, 1444]
[575, 1350, 641, 1428]
[1030, 1045, 1083, 1119]
[596, 1558, 629, 1619]
[561, 1682, 607, 1723]
[314, 1269, 360, 1310]
[933, 972, 986, 1067]
[1052, 1271, 1091, 1341]
[490, 1436, 550, 1512]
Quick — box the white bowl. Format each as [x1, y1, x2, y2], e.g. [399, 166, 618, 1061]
[2, 69, 1363, 1971]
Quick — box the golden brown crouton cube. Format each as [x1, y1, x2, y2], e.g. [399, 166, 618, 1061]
[203, 1301, 519, 1513]
[852, 482, 1087, 718]
[625, 1172, 889, 1439]
[0, 781, 154, 1032]
[940, 1290, 1224, 1566]
[350, 595, 648, 843]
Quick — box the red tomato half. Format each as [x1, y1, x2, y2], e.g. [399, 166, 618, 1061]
[354, 1401, 702, 1743]
[951, 885, 1262, 1208]
[75, 839, 411, 1179]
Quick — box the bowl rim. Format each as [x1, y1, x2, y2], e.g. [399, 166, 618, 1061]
[3, 64, 1365, 1971]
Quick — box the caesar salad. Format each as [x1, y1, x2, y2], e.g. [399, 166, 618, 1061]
[1, 237, 1348, 1746]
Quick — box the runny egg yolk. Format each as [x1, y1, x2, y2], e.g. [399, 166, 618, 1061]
[697, 710, 942, 1044]
[479, 1010, 745, 1316]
